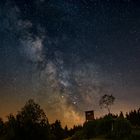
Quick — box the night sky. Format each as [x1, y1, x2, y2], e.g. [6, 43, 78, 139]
[0, 0, 140, 127]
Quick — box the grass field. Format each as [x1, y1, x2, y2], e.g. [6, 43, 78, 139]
[65, 127, 140, 140]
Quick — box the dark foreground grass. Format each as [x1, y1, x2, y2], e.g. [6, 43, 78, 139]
[65, 127, 140, 140]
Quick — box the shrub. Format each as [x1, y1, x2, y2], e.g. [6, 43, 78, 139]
[70, 130, 84, 140]
[83, 120, 97, 139]
[97, 115, 113, 136]
[112, 118, 131, 139]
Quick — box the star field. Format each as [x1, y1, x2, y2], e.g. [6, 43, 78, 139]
[0, 0, 140, 127]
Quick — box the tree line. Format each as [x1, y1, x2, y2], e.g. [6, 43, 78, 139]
[0, 97, 140, 140]
[69, 94, 140, 140]
[0, 99, 81, 140]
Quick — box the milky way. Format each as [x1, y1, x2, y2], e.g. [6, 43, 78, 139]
[0, 0, 140, 127]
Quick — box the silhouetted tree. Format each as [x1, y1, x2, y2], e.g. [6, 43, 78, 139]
[99, 94, 115, 114]
[119, 111, 124, 119]
[126, 108, 140, 126]
[64, 125, 69, 138]
[5, 114, 18, 140]
[0, 118, 4, 136]
[96, 115, 114, 136]
[83, 121, 97, 139]
[17, 99, 50, 140]
[50, 120, 64, 140]
[69, 125, 83, 137]
[112, 117, 131, 138]
[4, 99, 51, 140]
[17, 99, 47, 123]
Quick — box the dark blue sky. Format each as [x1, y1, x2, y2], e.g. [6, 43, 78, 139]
[0, 0, 140, 126]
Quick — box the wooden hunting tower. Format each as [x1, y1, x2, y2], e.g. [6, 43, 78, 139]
[85, 110, 94, 121]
